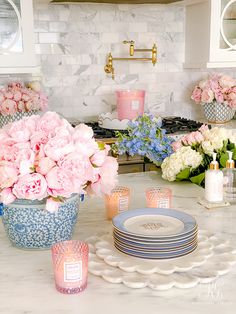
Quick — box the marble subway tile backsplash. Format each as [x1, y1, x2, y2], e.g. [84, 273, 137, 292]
[2, 1, 236, 122]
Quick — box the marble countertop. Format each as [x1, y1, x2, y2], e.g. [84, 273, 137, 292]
[1, 171, 236, 314]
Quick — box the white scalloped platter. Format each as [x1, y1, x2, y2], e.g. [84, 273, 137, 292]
[86, 230, 236, 290]
[98, 111, 130, 130]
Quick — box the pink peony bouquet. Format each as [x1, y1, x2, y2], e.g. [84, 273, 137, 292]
[191, 74, 236, 108]
[0, 81, 48, 116]
[0, 112, 118, 212]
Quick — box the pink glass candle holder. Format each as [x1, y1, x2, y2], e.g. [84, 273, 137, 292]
[51, 240, 89, 294]
[104, 186, 131, 220]
[145, 187, 172, 208]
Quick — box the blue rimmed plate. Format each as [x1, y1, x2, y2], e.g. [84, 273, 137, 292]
[113, 231, 198, 250]
[114, 242, 198, 260]
[112, 208, 197, 239]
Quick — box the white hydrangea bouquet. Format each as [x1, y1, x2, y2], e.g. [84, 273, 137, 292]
[161, 125, 236, 186]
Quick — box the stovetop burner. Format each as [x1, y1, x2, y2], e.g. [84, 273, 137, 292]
[162, 117, 204, 134]
[71, 117, 206, 139]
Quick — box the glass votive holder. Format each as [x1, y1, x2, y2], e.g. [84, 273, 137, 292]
[145, 187, 172, 208]
[104, 186, 131, 220]
[51, 240, 89, 294]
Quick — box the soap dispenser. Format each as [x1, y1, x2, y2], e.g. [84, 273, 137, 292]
[222, 151, 236, 204]
[205, 153, 223, 203]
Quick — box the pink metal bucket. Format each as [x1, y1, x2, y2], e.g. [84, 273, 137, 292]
[116, 90, 145, 120]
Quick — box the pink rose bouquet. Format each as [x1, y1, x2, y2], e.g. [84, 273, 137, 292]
[0, 111, 118, 212]
[191, 74, 236, 109]
[0, 81, 48, 116]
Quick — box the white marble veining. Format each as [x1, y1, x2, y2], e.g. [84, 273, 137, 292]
[1, 171, 236, 313]
[2, 1, 236, 122]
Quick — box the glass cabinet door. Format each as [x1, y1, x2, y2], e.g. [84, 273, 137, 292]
[0, 0, 36, 72]
[220, 0, 236, 50]
[0, 0, 23, 54]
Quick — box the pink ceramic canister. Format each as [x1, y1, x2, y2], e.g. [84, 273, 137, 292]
[116, 90, 146, 120]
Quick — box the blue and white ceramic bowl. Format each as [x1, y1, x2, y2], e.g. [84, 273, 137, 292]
[1, 194, 80, 250]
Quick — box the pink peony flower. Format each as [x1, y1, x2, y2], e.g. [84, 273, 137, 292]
[88, 156, 118, 196]
[44, 132, 75, 161]
[0, 161, 18, 189]
[13, 173, 48, 200]
[36, 111, 65, 136]
[45, 197, 61, 213]
[36, 157, 56, 175]
[0, 188, 16, 204]
[46, 166, 75, 198]
[90, 150, 107, 167]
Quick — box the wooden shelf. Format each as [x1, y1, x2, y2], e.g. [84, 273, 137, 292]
[51, 0, 183, 4]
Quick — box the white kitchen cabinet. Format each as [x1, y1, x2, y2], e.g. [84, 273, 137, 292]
[0, 0, 37, 73]
[184, 0, 236, 68]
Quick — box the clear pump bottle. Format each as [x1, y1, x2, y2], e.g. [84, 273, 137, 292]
[205, 153, 223, 203]
[222, 151, 236, 204]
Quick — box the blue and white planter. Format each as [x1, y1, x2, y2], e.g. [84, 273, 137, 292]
[0, 110, 40, 128]
[0, 194, 81, 250]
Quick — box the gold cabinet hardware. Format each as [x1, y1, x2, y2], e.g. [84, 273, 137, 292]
[104, 40, 157, 79]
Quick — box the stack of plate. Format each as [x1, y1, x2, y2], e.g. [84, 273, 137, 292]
[112, 208, 198, 259]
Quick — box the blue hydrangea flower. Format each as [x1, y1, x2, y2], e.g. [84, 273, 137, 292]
[114, 113, 173, 165]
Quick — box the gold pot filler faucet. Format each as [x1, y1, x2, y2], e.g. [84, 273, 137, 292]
[104, 40, 157, 80]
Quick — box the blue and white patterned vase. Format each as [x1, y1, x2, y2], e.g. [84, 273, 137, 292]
[0, 110, 40, 128]
[203, 102, 235, 123]
[1, 194, 80, 250]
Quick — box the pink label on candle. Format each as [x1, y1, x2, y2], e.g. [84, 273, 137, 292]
[157, 199, 169, 208]
[131, 100, 139, 110]
[118, 196, 129, 212]
[64, 261, 82, 282]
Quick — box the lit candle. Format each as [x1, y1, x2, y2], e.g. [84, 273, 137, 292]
[104, 186, 131, 220]
[51, 240, 89, 294]
[145, 187, 172, 208]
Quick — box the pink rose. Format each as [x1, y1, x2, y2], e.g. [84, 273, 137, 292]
[219, 75, 236, 89]
[13, 173, 47, 200]
[17, 101, 25, 112]
[201, 89, 214, 103]
[36, 157, 56, 175]
[0, 92, 5, 102]
[46, 166, 75, 198]
[13, 91, 22, 102]
[172, 141, 182, 152]
[191, 87, 202, 104]
[0, 161, 18, 189]
[0, 99, 17, 115]
[0, 188, 16, 204]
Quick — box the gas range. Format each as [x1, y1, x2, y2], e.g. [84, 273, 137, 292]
[79, 117, 205, 143]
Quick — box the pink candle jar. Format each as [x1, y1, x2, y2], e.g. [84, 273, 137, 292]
[116, 90, 145, 120]
[146, 187, 172, 209]
[104, 186, 131, 220]
[51, 240, 89, 294]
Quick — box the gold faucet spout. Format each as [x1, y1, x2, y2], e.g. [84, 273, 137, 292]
[104, 53, 115, 79]
[152, 43, 157, 66]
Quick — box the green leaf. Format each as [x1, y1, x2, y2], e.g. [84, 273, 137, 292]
[176, 168, 190, 181]
[227, 143, 235, 150]
[190, 172, 205, 186]
[232, 148, 236, 160]
[97, 141, 105, 150]
[220, 152, 229, 168]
